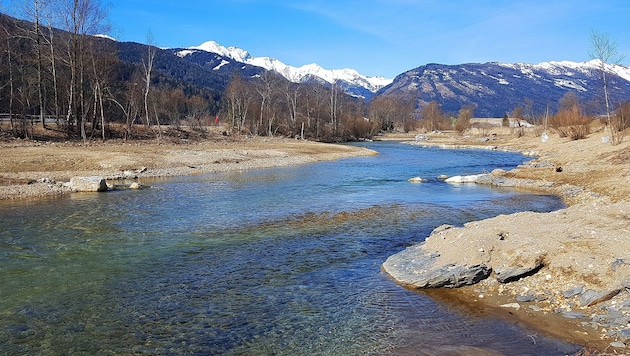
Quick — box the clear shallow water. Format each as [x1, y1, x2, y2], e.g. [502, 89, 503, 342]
[0, 142, 580, 355]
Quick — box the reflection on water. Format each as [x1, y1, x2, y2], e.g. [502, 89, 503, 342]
[0, 142, 579, 355]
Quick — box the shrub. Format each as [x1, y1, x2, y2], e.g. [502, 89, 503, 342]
[615, 101, 630, 131]
[454, 117, 470, 134]
[549, 105, 592, 140]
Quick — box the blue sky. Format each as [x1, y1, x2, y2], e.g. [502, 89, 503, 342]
[107, 0, 629, 78]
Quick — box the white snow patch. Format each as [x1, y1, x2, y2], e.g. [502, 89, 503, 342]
[94, 34, 116, 41]
[213, 59, 230, 71]
[499, 59, 630, 82]
[554, 79, 587, 92]
[176, 50, 196, 58]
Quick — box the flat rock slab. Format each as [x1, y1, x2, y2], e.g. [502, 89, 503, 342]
[579, 289, 622, 307]
[382, 243, 491, 288]
[383, 202, 630, 295]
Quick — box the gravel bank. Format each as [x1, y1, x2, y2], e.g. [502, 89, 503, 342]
[0, 137, 376, 201]
[380, 128, 630, 351]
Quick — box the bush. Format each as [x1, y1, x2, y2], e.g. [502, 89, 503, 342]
[343, 117, 378, 140]
[615, 101, 630, 131]
[454, 117, 470, 134]
[549, 105, 592, 140]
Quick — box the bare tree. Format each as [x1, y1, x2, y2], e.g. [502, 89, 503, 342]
[225, 73, 252, 133]
[282, 80, 300, 134]
[1, 24, 18, 135]
[301, 83, 328, 139]
[589, 30, 626, 145]
[254, 71, 281, 136]
[107, 73, 142, 141]
[142, 31, 158, 139]
[421, 101, 444, 132]
[369, 95, 396, 131]
[329, 79, 340, 134]
[42, 8, 61, 126]
[56, 0, 109, 139]
[88, 37, 115, 140]
[454, 105, 473, 134]
[12, 0, 48, 128]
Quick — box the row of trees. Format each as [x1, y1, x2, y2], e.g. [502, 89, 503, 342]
[0, 2, 226, 141]
[0, 3, 418, 142]
[224, 71, 419, 141]
[0, 0, 111, 139]
[0, 4, 627, 144]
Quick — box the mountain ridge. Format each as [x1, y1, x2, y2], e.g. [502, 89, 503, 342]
[176, 40, 393, 98]
[175, 40, 630, 117]
[379, 60, 630, 117]
[109, 32, 630, 118]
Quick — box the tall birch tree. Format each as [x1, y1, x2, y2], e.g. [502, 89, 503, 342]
[589, 30, 626, 145]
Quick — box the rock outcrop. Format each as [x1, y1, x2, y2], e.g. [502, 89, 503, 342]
[382, 201, 630, 346]
[382, 243, 491, 288]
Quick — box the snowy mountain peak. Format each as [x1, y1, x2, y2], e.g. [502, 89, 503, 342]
[189, 40, 251, 63]
[178, 40, 393, 95]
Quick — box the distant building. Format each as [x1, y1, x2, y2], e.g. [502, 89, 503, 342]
[470, 118, 533, 128]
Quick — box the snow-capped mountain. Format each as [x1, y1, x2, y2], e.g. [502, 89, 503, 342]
[177, 41, 393, 99]
[378, 60, 630, 117]
[152, 37, 630, 115]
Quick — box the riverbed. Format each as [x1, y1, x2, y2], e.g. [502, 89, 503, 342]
[0, 142, 581, 355]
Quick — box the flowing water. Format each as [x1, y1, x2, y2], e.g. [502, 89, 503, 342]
[0, 142, 581, 355]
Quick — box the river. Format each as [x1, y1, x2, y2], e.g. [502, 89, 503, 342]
[0, 142, 581, 355]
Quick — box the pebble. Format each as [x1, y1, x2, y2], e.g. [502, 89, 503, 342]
[516, 294, 535, 302]
[561, 311, 587, 319]
[606, 307, 623, 319]
[562, 285, 583, 299]
[610, 341, 626, 348]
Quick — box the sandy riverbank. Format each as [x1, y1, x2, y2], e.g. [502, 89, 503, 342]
[0, 135, 376, 200]
[379, 127, 630, 352]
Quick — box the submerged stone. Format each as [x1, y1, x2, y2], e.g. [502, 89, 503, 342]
[408, 177, 426, 183]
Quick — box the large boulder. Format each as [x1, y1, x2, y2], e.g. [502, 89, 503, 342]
[445, 174, 491, 184]
[69, 176, 108, 192]
[382, 242, 492, 288]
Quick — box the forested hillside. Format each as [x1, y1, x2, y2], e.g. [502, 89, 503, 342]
[0, 5, 403, 143]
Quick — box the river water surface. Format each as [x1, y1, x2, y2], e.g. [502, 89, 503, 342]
[0, 142, 581, 355]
